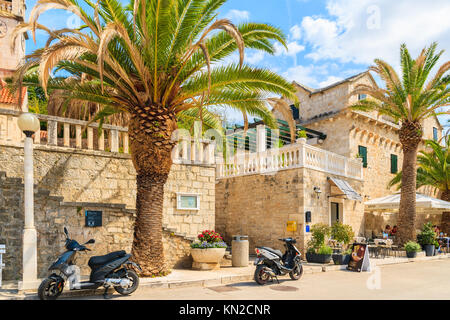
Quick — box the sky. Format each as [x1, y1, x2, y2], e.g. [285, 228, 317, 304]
[25, 0, 450, 126]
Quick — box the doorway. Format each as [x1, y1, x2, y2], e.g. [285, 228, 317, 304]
[330, 202, 343, 225]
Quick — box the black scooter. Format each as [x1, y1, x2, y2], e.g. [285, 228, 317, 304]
[253, 238, 303, 285]
[38, 227, 142, 300]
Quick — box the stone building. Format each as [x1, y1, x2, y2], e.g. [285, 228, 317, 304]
[216, 71, 447, 254]
[0, 110, 217, 280]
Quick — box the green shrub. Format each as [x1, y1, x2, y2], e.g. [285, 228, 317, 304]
[307, 223, 331, 253]
[331, 222, 355, 247]
[404, 241, 421, 253]
[317, 245, 333, 255]
[297, 130, 307, 139]
[417, 222, 436, 246]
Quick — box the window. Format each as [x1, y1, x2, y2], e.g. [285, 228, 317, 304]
[433, 127, 438, 141]
[390, 154, 398, 174]
[358, 94, 367, 101]
[358, 145, 368, 168]
[177, 193, 200, 210]
[290, 104, 300, 120]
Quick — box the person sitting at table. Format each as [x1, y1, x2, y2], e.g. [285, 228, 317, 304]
[390, 225, 398, 236]
[383, 225, 391, 238]
[434, 225, 440, 236]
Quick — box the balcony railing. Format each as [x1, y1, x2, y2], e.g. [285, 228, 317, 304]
[216, 139, 363, 180]
[0, 108, 215, 165]
[0, 0, 13, 13]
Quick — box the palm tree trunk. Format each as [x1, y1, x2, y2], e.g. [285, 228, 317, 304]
[128, 111, 177, 276]
[396, 121, 423, 245]
[396, 144, 420, 244]
[441, 189, 450, 202]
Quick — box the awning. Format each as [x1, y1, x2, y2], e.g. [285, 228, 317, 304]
[365, 192, 450, 211]
[327, 177, 363, 201]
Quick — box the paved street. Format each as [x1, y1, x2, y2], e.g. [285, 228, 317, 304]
[63, 259, 450, 300]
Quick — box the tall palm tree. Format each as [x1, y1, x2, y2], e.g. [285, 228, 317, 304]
[350, 43, 450, 244]
[388, 136, 450, 201]
[12, 0, 298, 275]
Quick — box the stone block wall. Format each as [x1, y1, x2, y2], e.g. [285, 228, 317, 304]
[0, 143, 215, 239]
[215, 167, 365, 255]
[0, 171, 193, 280]
[364, 211, 444, 239]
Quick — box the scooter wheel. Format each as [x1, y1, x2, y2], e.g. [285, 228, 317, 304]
[38, 277, 64, 300]
[289, 264, 304, 280]
[254, 265, 270, 285]
[114, 270, 139, 295]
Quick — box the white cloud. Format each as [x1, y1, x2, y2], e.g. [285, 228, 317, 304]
[225, 9, 250, 23]
[298, 0, 450, 68]
[281, 64, 330, 88]
[245, 51, 266, 65]
[274, 41, 305, 58]
[289, 25, 302, 41]
[319, 76, 344, 87]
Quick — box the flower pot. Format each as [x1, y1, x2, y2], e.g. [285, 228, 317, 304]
[406, 251, 417, 258]
[424, 244, 435, 256]
[332, 254, 351, 265]
[296, 138, 307, 144]
[306, 253, 332, 264]
[191, 248, 226, 270]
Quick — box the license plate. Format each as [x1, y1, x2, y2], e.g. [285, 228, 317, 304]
[254, 258, 262, 265]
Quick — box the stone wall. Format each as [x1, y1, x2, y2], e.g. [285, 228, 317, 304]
[364, 211, 444, 239]
[215, 167, 364, 255]
[0, 171, 193, 280]
[0, 143, 215, 239]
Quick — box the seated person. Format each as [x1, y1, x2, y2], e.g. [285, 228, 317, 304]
[383, 225, 391, 238]
[434, 225, 440, 236]
[390, 225, 398, 236]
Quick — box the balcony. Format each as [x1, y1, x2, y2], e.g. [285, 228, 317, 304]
[216, 125, 363, 180]
[0, 0, 13, 13]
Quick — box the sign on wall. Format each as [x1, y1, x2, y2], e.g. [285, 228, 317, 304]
[85, 210, 102, 227]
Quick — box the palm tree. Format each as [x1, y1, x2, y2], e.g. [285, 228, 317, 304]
[13, 0, 298, 276]
[388, 135, 450, 201]
[350, 43, 450, 244]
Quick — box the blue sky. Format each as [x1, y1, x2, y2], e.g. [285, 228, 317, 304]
[25, 0, 450, 126]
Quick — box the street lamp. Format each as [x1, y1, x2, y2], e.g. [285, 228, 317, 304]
[17, 112, 40, 290]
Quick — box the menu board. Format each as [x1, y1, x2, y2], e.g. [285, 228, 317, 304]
[347, 243, 370, 272]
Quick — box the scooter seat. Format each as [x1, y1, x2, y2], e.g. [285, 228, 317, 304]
[260, 247, 283, 258]
[88, 250, 126, 269]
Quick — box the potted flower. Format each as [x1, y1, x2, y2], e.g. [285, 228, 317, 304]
[306, 223, 332, 264]
[404, 241, 421, 258]
[190, 230, 228, 270]
[417, 222, 436, 256]
[296, 130, 307, 144]
[331, 222, 355, 265]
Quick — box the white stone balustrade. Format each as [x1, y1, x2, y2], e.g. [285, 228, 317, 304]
[217, 126, 363, 180]
[0, 0, 12, 12]
[0, 108, 216, 166]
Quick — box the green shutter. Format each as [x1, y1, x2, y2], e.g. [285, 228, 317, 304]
[391, 154, 398, 174]
[358, 146, 368, 168]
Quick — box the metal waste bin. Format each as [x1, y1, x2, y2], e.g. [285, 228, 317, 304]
[232, 235, 249, 267]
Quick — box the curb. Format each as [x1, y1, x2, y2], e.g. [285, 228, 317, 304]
[2, 254, 449, 300]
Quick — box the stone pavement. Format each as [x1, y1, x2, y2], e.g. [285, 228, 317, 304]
[1, 253, 448, 300]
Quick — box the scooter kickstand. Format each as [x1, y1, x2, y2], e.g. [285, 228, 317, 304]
[103, 287, 113, 299]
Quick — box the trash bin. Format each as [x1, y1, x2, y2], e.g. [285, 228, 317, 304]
[232, 235, 249, 267]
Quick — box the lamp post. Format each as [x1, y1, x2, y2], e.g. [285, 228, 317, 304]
[17, 113, 40, 290]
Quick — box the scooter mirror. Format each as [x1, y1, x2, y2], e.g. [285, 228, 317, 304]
[86, 239, 95, 244]
[63, 227, 69, 237]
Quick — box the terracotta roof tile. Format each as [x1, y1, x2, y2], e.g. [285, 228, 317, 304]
[0, 80, 27, 105]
